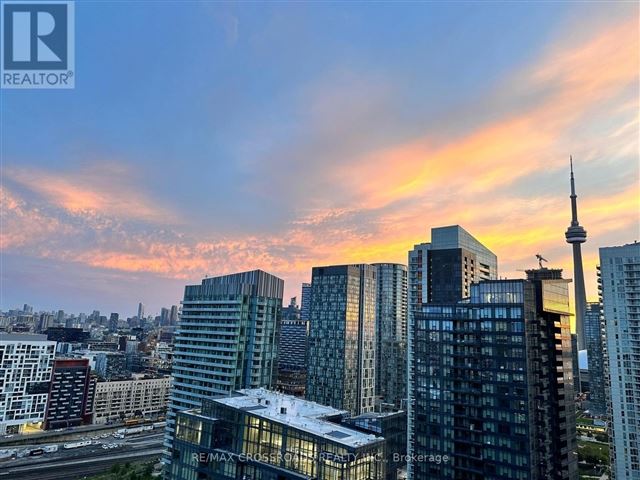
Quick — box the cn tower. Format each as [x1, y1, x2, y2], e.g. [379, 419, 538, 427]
[565, 156, 587, 350]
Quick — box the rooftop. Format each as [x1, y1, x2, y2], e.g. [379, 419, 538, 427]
[212, 388, 382, 449]
[0, 333, 51, 342]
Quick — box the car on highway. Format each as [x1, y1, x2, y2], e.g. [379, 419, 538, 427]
[101, 444, 109, 450]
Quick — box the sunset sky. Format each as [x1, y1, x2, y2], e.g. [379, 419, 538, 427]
[2, 2, 638, 317]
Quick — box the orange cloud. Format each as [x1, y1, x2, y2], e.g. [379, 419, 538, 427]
[1, 14, 637, 312]
[332, 18, 638, 211]
[0, 187, 74, 250]
[6, 163, 176, 223]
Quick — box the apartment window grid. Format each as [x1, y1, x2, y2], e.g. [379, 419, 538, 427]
[600, 245, 640, 479]
[169, 401, 385, 480]
[0, 340, 55, 434]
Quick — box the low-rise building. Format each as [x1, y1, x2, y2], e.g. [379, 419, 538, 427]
[93, 374, 170, 424]
[344, 411, 407, 480]
[168, 388, 386, 480]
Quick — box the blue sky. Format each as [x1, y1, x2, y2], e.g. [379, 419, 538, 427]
[2, 1, 638, 317]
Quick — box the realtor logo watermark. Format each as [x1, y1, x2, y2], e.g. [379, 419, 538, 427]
[1, 0, 74, 88]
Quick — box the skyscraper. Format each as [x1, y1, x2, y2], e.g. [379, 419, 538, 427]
[169, 305, 179, 325]
[409, 270, 577, 480]
[599, 242, 640, 479]
[571, 333, 581, 393]
[165, 270, 284, 468]
[137, 302, 145, 320]
[373, 263, 408, 409]
[38, 313, 53, 332]
[306, 264, 376, 416]
[108, 313, 119, 332]
[565, 158, 588, 350]
[160, 307, 170, 326]
[301, 282, 312, 321]
[277, 297, 308, 396]
[407, 225, 497, 477]
[408, 225, 497, 312]
[584, 302, 606, 415]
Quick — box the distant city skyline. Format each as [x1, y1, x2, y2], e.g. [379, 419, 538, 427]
[2, 2, 638, 315]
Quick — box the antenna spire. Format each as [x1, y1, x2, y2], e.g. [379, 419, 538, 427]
[569, 156, 578, 223]
[570, 155, 574, 175]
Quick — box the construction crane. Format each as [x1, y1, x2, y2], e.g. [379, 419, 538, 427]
[535, 253, 548, 269]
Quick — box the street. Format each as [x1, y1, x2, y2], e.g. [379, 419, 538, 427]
[0, 431, 163, 480]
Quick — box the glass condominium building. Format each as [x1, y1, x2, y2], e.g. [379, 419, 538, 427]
[584, 302, 606, 415]
[599, 243, 640, 479]
[277, 297, 309, 397]
[165, 270, 284, 469]
[409, 270, 577, 480]
[408, 225, 498, 310]
[301, 282, 312, 321]
[306, 264, 377, 416]
[407, 225, 497, 477]
[168, 388, 385, 480]
[372, 263, 408, 409]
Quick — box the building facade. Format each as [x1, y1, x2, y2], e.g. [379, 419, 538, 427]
[584, 302, 606, 415]
[343, 411, 407, 480]
[74, 350, 128, 380]
[373, 263, 408, 409]
[170, 305, 179, 326]
[168, 388, 385, 480]
[599, 243, 640, 479]
[0, 334, 56, 434]
[108, 313, 119, 332]
[160, 308, 170, 327]
[571, 334, 581, 393]
[306, 264, 376, 416]
[166, 270, 284, 465]
[44, 358, 94, 429]
[277, 297, 309, 396]
[407, 225, 497, 477]
[301, 282, 312, 321]
[409, 271, 577, 480]
[93, 374, 170, 424]
[408, 225, 498, 306]
[45, 327, 90, 343]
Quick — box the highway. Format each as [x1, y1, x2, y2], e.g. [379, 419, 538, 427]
[0, 431, 163, 480]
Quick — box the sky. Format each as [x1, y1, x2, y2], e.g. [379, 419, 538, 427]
[1, 1, 638, 318]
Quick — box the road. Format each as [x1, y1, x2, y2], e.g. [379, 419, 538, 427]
[0, 431, 164, 480]
[0, 422, 138, 447]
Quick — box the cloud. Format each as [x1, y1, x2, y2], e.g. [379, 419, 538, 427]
[5, 163, 177, 224]
[327, 18, 638, 211]
[0, 187, 73, 250]
[2, 12, 638, 309]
